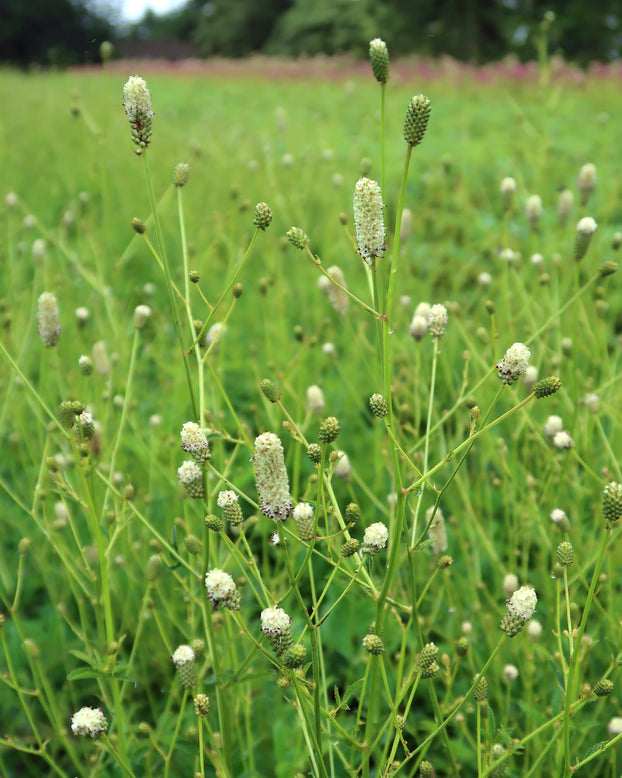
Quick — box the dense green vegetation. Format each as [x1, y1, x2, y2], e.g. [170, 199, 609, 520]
[0, 56, 621, 777]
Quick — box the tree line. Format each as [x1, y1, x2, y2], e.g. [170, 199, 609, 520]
[2, 0, 620, 67]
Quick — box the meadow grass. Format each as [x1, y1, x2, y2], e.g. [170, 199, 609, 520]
[0, 53, 622, 778]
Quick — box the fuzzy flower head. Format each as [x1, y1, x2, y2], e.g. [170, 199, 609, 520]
[216, 490, 243, 526]
[353, 178, 386, 263]
[497, 342, 530, 385]
[543, 415, 563, 438]
[426, 304, 449, 338]
[369, 38, 389, 84]
[552, 430, 574, 450]
[37, 292, 61, 348]
[177, 460, 204, 498]
[253, 432, 292, 521]
[123, 75, 154, 149]
[500, 585, 537, 637]
[180, 421, 211, 464]
[71, 706, 108, 738]
[318, 266, 349, 315]
[427, 507, 447, 554]
[204, 568, 239, 610]
[171, 644, 196, 689]
[362, 522, 388, 555]
[292, 501, 314, 541]
[306, 384, 325, 414]
[261, 606, 293, 656]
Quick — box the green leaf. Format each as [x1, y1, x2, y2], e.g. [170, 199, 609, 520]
[341, 678, 365, 707]
[547, 658, 566, 692]
[518, 700, 546, 727]
[68, 649, 99, 667]
[487, 706, 497, 741]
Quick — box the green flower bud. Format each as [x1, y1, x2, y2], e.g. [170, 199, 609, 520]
[369, 38, 389, 84]
[146, 554, 163, 582]
[345, 502, 361, 524]
[204, 514, 224, 532]
[283, 644, 307, 668]
[286, 227, 309, 250]
[306, 443, 322, 464]
[79, 355, 94, 376]
[318, 416, 340, 444]
[232, 283, 243, 299]
[340, 538, 360, 557]
[193, 693, 210, 716]
[598, 261, 617, 277]
[184, 534, 202, 555]
[534, 376, 561, 399]
[474, 675, 488, 704]
[403, 94, 431, 148]
[173, 163, 189, 187]
[603, 482, 622, 524]
[253, 202, 272, 230]
[369, 393, 389, 418]
[189, 269, 200, 284]
[556, 541, 574, 567]
[362, 633, 385, 655]
[456, 636, 470, 657]
[131, 217, 146, 234]
[593, 679, 614, 697]
[260, 378, 281, 403]
[420, 761, 436, 778]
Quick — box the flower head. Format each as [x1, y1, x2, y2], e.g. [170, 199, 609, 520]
[171, 645, 196, 689]
[180, 421, 211, 464]
[204, 568, 238, 609]
[123, 75, 154, 149]
[426, 304, 448, 339]
[353, 178, 385, 263]
[71, 706, 108, 738]
[253, 432, 292, 521]
[500, 585, 537, 637]
[261, 606, 293, 656]
[37, 292, 61, 348]
[497, 342, 530, 385]
[177, 460, 204, 498]
[369, 38, 389, 84]
[362, 522, 388, 555]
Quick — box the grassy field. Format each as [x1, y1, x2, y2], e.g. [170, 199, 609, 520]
[0, 53, 621, 777]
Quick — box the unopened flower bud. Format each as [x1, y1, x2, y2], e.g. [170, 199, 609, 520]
[362, 632, 385, 655]
[286, 227, 309, 250]
[556, 541, 574, 567]
[594, 679, 614, 697]
[602, 482, 622, 524]
[574, 217, 597, 261]
[340, 538, 360, 557]
[534, 376, 561, 398]
[500, 177, 517, 211]
[133, 304, 151, 330]
[369, 393, 388, 418]
[172, 645, 196, 689]
[369, 38, 389, 84]
[318, 416, 340, 444]
[427, 304, 448, 338]
[253, 202, 272, 230]
[306, 443, 322, 464]
[293, 502, 314, 541]
[577, 163, 596, 205]
[260, 378, 280, 403]
[217, 490, 244, 526]
[403, 94, 431, 147]
[194, 693, 210, 716]
[283, 644, 307, 668]
[37, 292, 61, 348]
[173, 163, 189, 187]
[131, 217, 146, 234]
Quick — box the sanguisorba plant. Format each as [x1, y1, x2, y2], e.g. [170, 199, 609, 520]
[1, 34, 622, 778]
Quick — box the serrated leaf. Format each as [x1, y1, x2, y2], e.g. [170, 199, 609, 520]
[342, 678, 365, 706]
[582, 741, 608, 759]
[487, 706, 497, 740]
[68, 649, 98, 667]
[333, 685, 342, 705]
[67, 667, 106, 681]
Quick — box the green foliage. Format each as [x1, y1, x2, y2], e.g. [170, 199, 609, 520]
[0, 61, 621, 777]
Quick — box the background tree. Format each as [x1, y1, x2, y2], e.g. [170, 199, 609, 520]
[0, 0, 113, 66]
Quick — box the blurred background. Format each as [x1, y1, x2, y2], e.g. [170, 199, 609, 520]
[1, 0, 621, 68]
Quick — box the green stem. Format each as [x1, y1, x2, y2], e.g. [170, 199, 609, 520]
[141, 150, 197, 419]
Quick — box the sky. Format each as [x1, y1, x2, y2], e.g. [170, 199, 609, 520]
[122, 0, 187, 22]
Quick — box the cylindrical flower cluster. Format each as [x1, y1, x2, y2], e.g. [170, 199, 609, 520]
[123, 75, 154, 149]
[497, 342, 531, 385]
[353, 178, 386, 263]
[171, 645, 196, 689]
[180, 421, 211, 464]
[362, 522, 388, 555]
[426, 304, 448, 339]
[292, 502, 314, 541]
[253, 432, 292, 521]
[37, 292, 61, 348]
[261, 606, 293, 656]
[318, 266, 349, 315]
[204, 568, 240, 610]
[369, 38, 389, 84]
[217, 490, 244, 526]
[500, 585, 537, 637]
[574, 217, 597, 261]
[71, 706, 108, 738]
[177, 460, 204, 498]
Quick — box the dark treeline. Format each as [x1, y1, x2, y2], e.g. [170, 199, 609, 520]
[2, 0, 621, 67]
